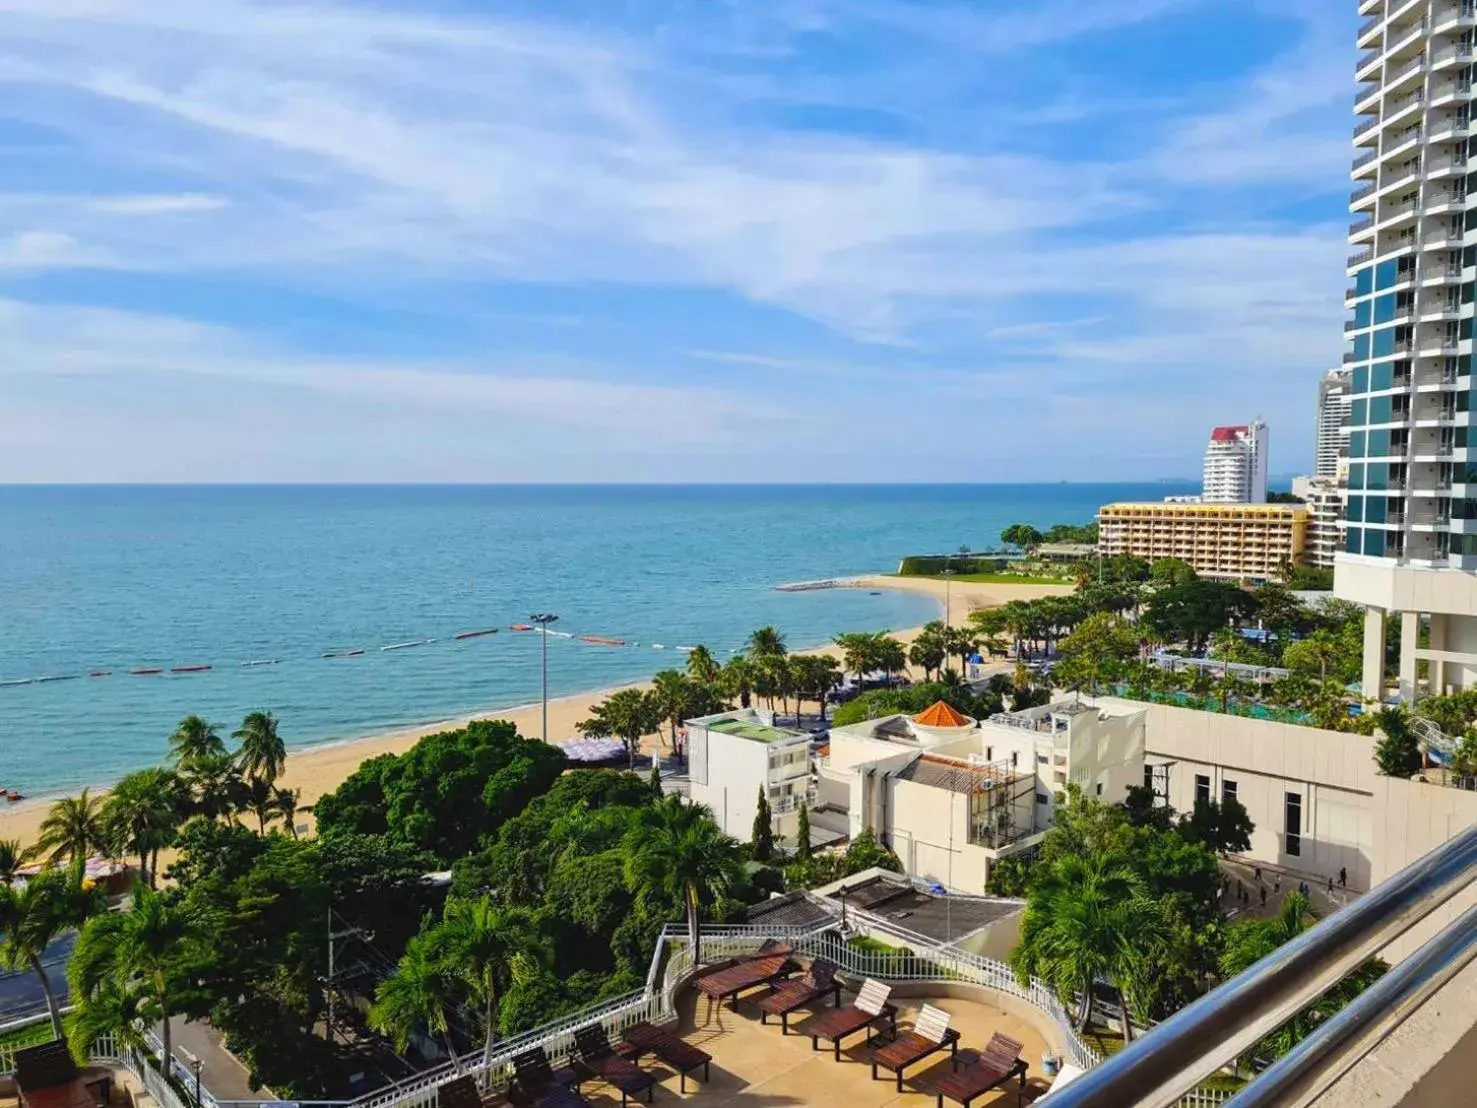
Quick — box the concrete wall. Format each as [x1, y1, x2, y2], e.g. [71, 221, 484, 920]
[885, 776, 985, 892]
[1095, 697, 1379, 887]
[689, 732, 768, 840]
[1068, 708, 1145, 807]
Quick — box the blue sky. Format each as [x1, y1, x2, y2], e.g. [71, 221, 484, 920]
[0, 0, 1354, 482]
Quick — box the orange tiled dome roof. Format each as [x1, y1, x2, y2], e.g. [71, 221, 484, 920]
[913, 700, 971, 727]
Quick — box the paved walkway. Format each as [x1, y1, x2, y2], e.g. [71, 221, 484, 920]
[163, 1017, 261, 1103]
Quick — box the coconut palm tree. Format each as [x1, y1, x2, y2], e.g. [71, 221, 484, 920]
[908, 623, 947, 681]
[833, 632, 879, 686]
[747, 626, 787, 660]
[874, 636, 907, 688]
[69, 882, 197, 1067]
[0, 839, 24, 885]
[101, 768, 187, 889]
[791, 655, 841, 723]
[273, 787, 303, 838]
[685, 645, 721, 686]
[577, 688, 663, 771]
[185, 752, 246, 824]
[436, 897, 550, 1064]
[168, 715, 227, 770]
[0, 863, 102, 1037]
[650, 670, 694, 755]
[233, 710, 286, 787]
[32, 790, 108, 867]
[64, 979, 153, 1065]
[719, 656, 757, 710]
[1010, 851, 1164, 1038]
[370, 933, 466, 1073]
[623, 796, 743, 967]
[242, 775, 280, 835]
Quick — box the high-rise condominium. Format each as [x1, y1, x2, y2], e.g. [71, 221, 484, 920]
[1201, 420, 1268, 504]
[1337, 1, 1477, 700]
[1316, 368, 1354, 479]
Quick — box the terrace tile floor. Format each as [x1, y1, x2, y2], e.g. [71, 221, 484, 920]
[582, 987, 1056, 1108]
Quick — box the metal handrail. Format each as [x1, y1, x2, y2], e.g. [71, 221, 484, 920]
[1038, 824, 1477, 1107]
[1224, 904, 1477, 1107]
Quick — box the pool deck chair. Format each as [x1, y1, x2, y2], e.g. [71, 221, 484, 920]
[693, 939, 795, 1011]
[807, 979, 897, 1062]
[572, 1025, 658, 1107]
[618, 1022, 713, 1092]
[934, 1034, 1028, 1108]
[869, 1004, 961, 1092]
[510, 1048, 588, 1108]
[757, 958, 842, 1034]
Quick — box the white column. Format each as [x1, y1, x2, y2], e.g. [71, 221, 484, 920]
[1363, 606, 1388, 703]
[1430, 613, 1449, 697]
[1400, 611, 1419, 702]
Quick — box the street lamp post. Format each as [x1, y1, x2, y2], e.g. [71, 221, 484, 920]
[530, 613, 560, 743]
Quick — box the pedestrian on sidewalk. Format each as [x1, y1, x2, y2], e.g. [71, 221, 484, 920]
[1340, 866, 1347, 888]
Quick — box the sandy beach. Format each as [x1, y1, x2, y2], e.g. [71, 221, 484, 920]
[0, 577, 1069, 851]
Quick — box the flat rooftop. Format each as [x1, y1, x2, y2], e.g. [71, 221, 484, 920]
[833, 875, 1022, 944]
[706, 716, 807, 744]
[654, 980, 1052, 1107]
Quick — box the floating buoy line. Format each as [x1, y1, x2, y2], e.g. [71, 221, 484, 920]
[0, 619, 724, 691]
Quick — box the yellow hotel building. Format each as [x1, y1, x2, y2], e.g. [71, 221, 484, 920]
[1097, 502, 1309, 583]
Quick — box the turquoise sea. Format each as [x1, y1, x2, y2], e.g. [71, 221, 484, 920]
[0, 483, 1193, 795]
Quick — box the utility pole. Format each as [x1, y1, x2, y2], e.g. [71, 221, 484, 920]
[531, 613, 560, 743]
[325, 909, 367, 1046]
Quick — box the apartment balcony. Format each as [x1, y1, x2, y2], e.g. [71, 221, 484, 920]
[1429, 79, 1475, 107]
[1354, 115, 1381, 145]
[1357, 14, 1382, 48]
[1350, 216, 1377, 243]
[1431, 44, 1474, 71]
[1422, 223, 1464, 249]
[1351, 181, 1379, 210]
[1385, 50, 1430, 94]
[1385, 16, 1430, 62]
[1377, 201, 1420, 232]
[1356, 49, 1383, 80]
[1389, 0, 1424, 19]
[1427, 116, 1469, 144]
[1416, 364, 1461, 387]
[1353, 149, 1379, 179]
[1387, 89, 1429, 129]
[1382, 126, 1426, 162]
[1425, 154, 1465, 179]
[1416, 337, 1461, 357]
[1420, 264, 1463, 284]
[1417, 298, 1463, 321]
[1431, 0, 1477, 36]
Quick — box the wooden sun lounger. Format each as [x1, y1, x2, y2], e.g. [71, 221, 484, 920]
[870, 1004, 961, 1092]
[618, 1022, 713, 1092]
[807, 979, 897, 1062]
[934, 1034, 1028, 1108]
[439, 1075, 491, 1108]
[758, 957, 842, 1034]
[511, 1048, 587, 1108]
[693, 939, 795, 1011]
[15, 1040, 105, 1108]
[572, 1026, 658, 1106]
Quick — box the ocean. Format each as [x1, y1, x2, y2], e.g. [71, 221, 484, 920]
[0, 483, 1193, 795]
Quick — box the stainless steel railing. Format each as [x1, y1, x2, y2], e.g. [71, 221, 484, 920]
[1040, 824, 1477, 1107]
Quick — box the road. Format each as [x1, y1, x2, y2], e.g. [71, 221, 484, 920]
[0, 934, 73, 1023]
[163, 1017, 263, 1103]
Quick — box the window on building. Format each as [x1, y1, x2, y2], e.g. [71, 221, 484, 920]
[985, 746, 993, 762]
[1223, 779, 1238, 804]
[1143, 764, 1154, 792]
[1035, 792, 1049, 806]
[1095, 783, 1103, 797]
[1037, 753, 1049, 765]
[1285, 792, 1303, 858]
[1195, 774, 1210, 808]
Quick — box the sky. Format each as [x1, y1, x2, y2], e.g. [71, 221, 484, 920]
[0, 0, 1357, 483]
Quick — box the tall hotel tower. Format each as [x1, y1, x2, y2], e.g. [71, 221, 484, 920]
[1337, 0, 1477, 700]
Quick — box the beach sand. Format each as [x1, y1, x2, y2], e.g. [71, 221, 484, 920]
[0, 578, 1068, 851]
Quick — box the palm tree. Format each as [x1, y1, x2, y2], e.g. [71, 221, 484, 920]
[436, 897, 550, 1065]
[651, 670, 694, 754]
[577, 688, 663, 770]
[685, 645, 721, 686]
[623, 796, 743, 967]
[242, 775, 280, 834]
[908, 623, 947, 681]
[33, 790, 108, 867]
[69, 883, 197, 1067]
[233, 711, 286, 787]
[874, 636, 907, 688]
[273, 787, 303, 838]
[65, 979, 153, 1065]
[168, 715, 227, 770]
[747, 626, 787, 660]
[1010, 852, 1163, 1038]
[833, 632, 878, 686]
[0, 839, 24, 885]
[370, 933, 466, 1073]
[943, 626, 980, 677]
[185, 752, 246, 823]
[0, 864, 102, 1037]
[791, 655, 841, 723]
[719, 656, 757, 710]
[101, 769, 186, 889]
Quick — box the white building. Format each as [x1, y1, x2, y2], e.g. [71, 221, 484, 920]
[816, 699, 1146, 892]
[685, 709, 813, 843]
[1292, 475, 1347, 571]
[1315, 368, 1353, 480]
[1338, 1, 1477, 700]
[1202, 420, 1269, 504]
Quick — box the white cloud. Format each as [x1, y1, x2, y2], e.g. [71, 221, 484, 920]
[87, 193, 229, 214]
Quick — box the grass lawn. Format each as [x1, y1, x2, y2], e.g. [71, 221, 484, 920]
[894, 572, 1076, 586]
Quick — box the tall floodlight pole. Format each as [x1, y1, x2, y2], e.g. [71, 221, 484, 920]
[531, 613, 559, 743]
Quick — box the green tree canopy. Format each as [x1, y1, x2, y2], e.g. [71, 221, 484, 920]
[578, 687, 663, 770]
[1142, 579, 1257, 653]
[1054, 612, 1140, 693]
[313, 719, 566, 862]
[1001, 524, 1045, 551]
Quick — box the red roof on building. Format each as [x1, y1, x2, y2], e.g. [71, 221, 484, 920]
[1210, 425, 1249, 441]
[913, 700, 972, 728]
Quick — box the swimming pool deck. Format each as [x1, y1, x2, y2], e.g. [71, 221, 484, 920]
[598, 986, 1053, 1108]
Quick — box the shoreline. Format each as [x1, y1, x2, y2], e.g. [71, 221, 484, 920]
[0, 576, 1067, 850]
